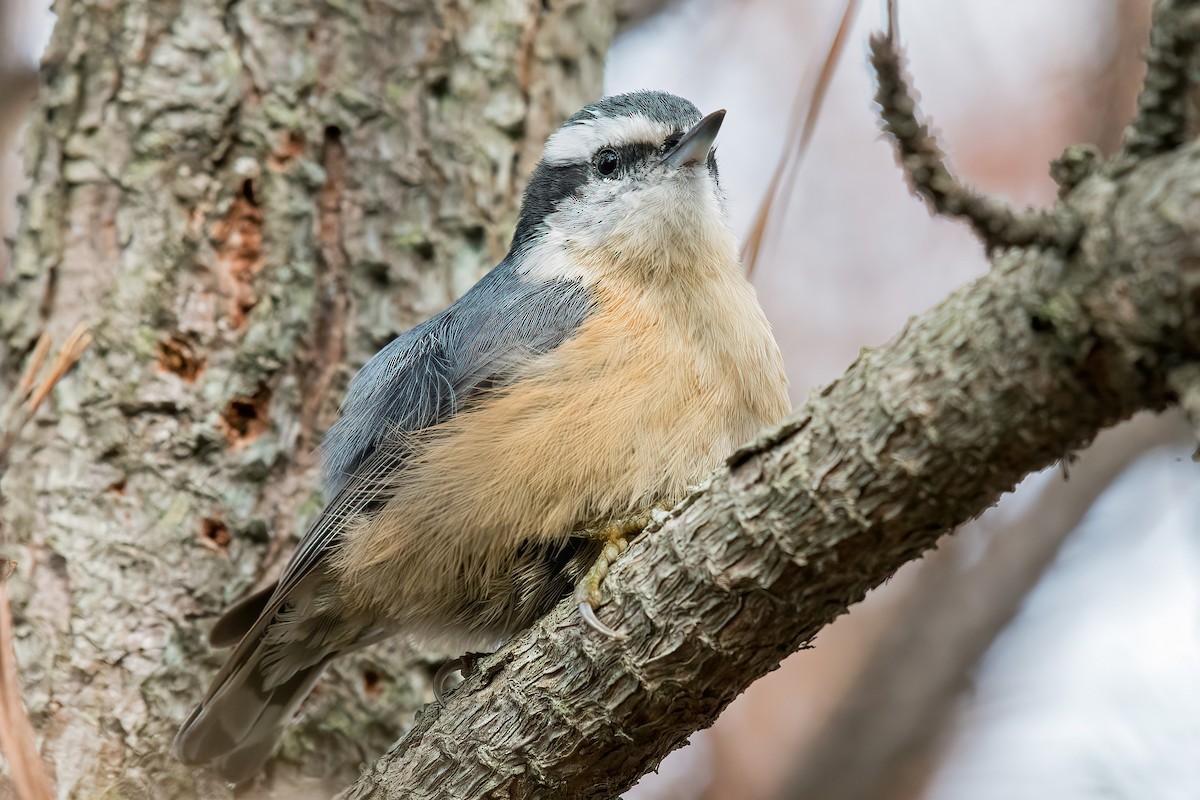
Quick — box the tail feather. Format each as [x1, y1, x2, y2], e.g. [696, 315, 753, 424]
[177, 572, 385, 782]
[208, 582, 277, 649]
[179, 442, 408, 781]
[174, 625, 334, 783]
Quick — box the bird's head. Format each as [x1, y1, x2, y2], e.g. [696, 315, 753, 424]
[509, 91, 734, 281]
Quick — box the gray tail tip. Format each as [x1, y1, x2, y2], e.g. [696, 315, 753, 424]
[173, 709, 274, 786]
[172, 703, 238, 768]
[172, 704, 205, 763]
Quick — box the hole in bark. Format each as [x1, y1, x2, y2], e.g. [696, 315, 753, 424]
[1077, 340, 1117, 396]
[219, 384, 272, 446]
[429, 75, 450, 98]
[501, 117, 526, 140]
[1030, 313, 1054, 333]
[199, 517, 231, 552]
[156, 333, 206, 382]
[240, 179, 256, 205]
[362, 669, 383, 696]
[414, 240, 435, 261]
[106, 477, 127, 495]
[365, 261, 391, 285]
[465, 226, 486, 251]
[39, 263, 58, 320]
[324, 125, 341, 144]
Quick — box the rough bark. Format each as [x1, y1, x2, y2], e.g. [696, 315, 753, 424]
[0, 0, 613, 797]
[341, 5, 1200, 798]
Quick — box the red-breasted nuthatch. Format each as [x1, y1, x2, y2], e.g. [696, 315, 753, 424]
[174, 91, 790, 782]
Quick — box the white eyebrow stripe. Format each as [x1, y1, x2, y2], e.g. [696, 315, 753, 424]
[541, 114, 679, 165]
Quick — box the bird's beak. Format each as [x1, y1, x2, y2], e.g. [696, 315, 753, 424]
[662, 109, 725, 169]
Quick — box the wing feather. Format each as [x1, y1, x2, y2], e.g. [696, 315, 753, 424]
[243, 266, 595, 636]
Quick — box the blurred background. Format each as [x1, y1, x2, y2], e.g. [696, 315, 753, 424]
[3, 1, 1198, 799]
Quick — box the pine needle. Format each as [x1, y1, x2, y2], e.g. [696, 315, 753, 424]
[0, 323, 92, 460]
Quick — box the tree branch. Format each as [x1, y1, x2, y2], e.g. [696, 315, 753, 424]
[341, 126, 1200, 800]
[868, 18, 1081, 253]
[1122, 0, 1200, 157]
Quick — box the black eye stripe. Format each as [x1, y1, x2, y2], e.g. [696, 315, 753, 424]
[619, 143, 659, 163]
[592, 142, 661, 177]
[510, 161, 590, 249]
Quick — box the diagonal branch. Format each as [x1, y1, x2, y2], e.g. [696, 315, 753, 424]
[341, 133, 1200, 798]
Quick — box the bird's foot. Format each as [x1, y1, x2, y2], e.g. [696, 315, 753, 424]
[574, 510, 656, 640]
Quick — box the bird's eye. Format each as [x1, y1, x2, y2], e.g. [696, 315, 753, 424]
[663, 133, 683, 151]
[594, 148, 620, 177]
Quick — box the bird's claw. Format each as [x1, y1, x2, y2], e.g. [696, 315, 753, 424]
[432, 652, 484, 705]
[433, 657, 464, 705]
[578, 600, 628, 640]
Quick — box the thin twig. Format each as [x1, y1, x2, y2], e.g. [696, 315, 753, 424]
[1122, 0, 1200, 158]
[23, 324, 91, 415]
[742, 0, 862, 278]
[868, 7, 1081, 253]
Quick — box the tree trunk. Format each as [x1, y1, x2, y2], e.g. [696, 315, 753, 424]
[0, 0, 614, 796]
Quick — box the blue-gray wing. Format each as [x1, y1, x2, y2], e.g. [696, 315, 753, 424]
[273, 264, 596, 602]
[187, 266, 594, 763]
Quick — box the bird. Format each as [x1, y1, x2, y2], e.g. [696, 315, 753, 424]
[173, 90, 790, 783]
